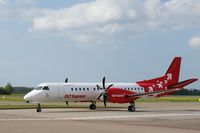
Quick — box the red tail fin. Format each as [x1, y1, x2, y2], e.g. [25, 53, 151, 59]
[165, 57, 181, 85]
[137, 57, 181, 86]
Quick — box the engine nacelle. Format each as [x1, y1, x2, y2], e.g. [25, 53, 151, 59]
[107, 88, 139, 103]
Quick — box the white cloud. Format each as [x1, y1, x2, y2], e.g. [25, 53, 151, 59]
[31, 0, 200, 35]
[2, 0, 200, 44]
[33, 0, 200, 30]
[32, 0, 140, 31]
[188, 35, 200, 48]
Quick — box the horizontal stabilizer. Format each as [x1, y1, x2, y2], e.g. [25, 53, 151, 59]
[168, 78, 198, 89]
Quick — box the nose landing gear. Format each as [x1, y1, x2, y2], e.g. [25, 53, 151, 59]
[36, 103, 42, 112]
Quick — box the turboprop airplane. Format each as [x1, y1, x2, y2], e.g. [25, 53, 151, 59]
[24, 57, 198, 112]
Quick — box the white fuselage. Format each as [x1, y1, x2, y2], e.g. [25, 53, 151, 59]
[24, 82, 145, 103]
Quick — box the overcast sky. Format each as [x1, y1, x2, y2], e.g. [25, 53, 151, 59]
[0, 0, 199, 88]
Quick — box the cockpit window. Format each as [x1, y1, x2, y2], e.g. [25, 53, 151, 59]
[35, 86, 42, 90]
[42, 86, 49, 90]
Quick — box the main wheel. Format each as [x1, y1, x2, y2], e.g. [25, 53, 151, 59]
[89, 104, 96, 110]
[128, 105, 135, 112]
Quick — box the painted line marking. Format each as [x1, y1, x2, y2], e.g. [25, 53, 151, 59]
[0, 113, 200, 121]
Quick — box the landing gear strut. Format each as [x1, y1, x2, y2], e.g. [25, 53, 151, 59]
[36, 103, 42, 112]
[89, 102, 96, 110]
[66, 101, 68, 106]
[128, 102, 135, 112]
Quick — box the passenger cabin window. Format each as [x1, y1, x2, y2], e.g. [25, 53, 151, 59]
[71, 88, 73, 91]
[87, 88, 89, 91]
[42, 86, 49, 90]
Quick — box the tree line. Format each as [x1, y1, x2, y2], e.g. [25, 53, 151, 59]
[0, 83, 33, 95]
[0, 83, 14, 94]
[173, 89, 200, 95]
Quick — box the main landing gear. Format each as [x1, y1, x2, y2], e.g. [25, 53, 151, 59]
[128, 102, 136, 112]
[89, 102, 96, 110]
[36, 103, 42, 112]
[66, 101, 68, 106]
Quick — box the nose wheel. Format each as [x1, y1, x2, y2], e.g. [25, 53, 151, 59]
[128, 102, 135, 112]
[36, 103, 42, 112]
[89, 102, 96, 110]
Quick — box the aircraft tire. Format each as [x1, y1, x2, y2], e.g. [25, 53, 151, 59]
[89, 104, 96, 110]
[36, 108, 41, 112]
[128, 105, 135, 112]
[36, 103, 42, 112]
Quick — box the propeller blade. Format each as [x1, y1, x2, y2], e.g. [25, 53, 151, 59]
[96, 84, 101, 89]
[65, 78, 68, 83]
[103, 77, 105, 89]
[105, 84, 113, 91]
[97, 94, 102, 100]
[103, 94, 107, 107]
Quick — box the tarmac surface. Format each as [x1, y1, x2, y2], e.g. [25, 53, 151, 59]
[0, 102, 200, 133]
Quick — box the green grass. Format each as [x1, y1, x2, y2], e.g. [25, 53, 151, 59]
[0, 94, 24, 101]
[157, 96, 200, 102]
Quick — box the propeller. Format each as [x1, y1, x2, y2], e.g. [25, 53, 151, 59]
[97, 77, 113, 107]
[65, 78, 68, 83]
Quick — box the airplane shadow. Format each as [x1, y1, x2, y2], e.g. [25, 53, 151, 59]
[44, 108, 128, 113]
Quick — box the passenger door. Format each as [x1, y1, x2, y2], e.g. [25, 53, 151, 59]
[48, 86, 60, 101]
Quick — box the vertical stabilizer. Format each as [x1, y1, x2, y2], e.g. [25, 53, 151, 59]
[165, 57, 181, 84]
